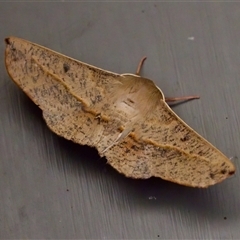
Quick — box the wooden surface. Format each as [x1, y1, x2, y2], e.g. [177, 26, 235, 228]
[1, 2, 240, 239]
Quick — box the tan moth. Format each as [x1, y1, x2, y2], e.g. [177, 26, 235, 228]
[4, 36, 235, 188]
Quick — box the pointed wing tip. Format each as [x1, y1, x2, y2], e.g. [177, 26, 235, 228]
[228, 167, 236, 178]
[5, 36, 23, 46]
[5, 37, 11, 45]
[5, 36, 18, 44]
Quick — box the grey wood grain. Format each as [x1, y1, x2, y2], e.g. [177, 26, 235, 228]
[0, 2, 239, 239]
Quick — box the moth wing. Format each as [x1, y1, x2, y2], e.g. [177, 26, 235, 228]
[103, 99, 235, 187]
[5, 37, 121, 109]
[5, 37, 123, 149]
[5, 37, 235, 187]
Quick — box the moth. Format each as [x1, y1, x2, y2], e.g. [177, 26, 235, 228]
[5, 36, 235, 188]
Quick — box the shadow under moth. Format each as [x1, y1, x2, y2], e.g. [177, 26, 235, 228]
[4, 36, 235, 188]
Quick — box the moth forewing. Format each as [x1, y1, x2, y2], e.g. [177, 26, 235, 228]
[5, 36, 236, 188]
[152, 101, 235, 187]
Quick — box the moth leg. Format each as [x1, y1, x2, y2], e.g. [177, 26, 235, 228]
[95, 113, 102, 124]
[101, 127, 132, 154]
[165, 95, 200, 103]
[136, 56, 147, 75]
[101, 132, 122, 154]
